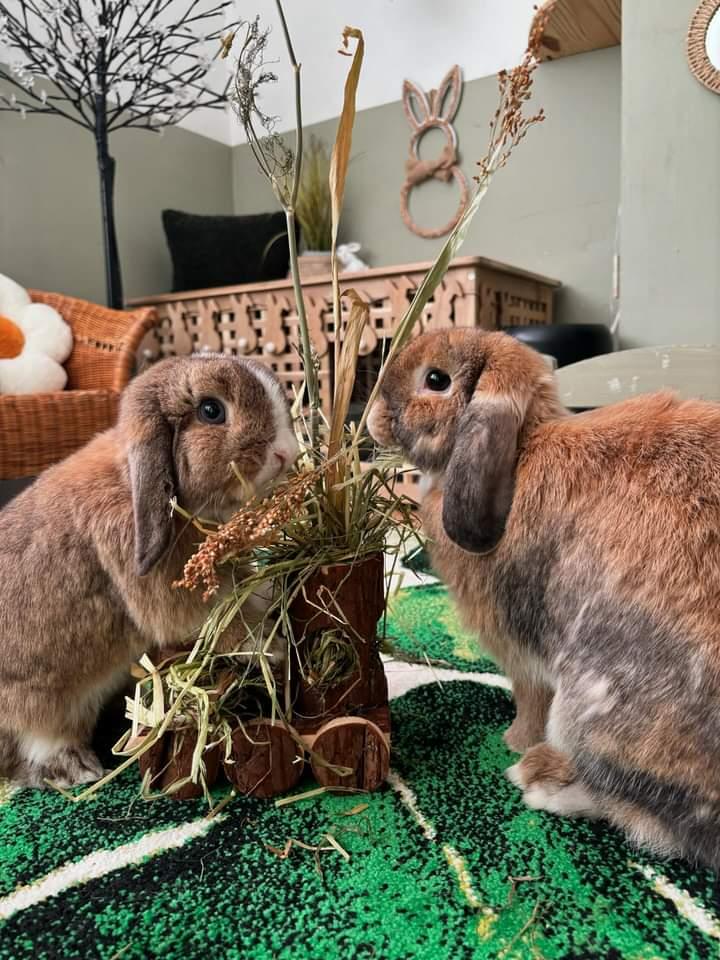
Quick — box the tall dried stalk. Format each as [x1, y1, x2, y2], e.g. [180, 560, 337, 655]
[232, 14, 368, 515]
[326, 290, 368, 512]
[327, 27, 366, 514]
[230, 4, 320, 456]
[272, 2, 321, 455]
[329, 26, 365, 411]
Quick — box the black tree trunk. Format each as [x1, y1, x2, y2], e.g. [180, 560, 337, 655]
[95, 91, 123, 309]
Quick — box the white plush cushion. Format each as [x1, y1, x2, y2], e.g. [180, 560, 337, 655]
[19, 303, 74, 363]
[0, 274, 31, 318]
[0, 273, 74, 395]
[0, 353, 68, 394]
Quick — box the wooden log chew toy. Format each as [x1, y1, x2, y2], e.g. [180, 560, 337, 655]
[290, 552, 392, 795]
[138, 730, 221, 800]
[222, 720, 304, 799]
[138, 552, 392, 800]
[290, 553, 387, 720]
[309, 715, 390, 792]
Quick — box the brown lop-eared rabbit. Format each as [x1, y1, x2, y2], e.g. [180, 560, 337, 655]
[369, 328, 720, 870]
[0, 354, 298, 787]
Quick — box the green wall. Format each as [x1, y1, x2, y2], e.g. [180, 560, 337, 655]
[0, 108, 233, 304]
[621, 0, 720, 347]
[233, 47, 622, 328]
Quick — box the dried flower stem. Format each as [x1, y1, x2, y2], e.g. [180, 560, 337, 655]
[286, 208, 320, 454]
[274, 0, 302, 210]
[230, 3, 320, 457]
[274, 0, 321, 455]
[174, 467, 325, 600]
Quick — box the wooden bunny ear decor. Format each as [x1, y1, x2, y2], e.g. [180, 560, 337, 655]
[400, 65, 469, 239]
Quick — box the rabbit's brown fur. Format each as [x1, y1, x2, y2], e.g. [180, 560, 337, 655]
[0, 354, 298, 787]
[369, 328, 720, 869]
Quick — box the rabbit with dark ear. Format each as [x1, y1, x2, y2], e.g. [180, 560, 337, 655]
[0, 354, 298, 788]
[369, 328, 720, 869]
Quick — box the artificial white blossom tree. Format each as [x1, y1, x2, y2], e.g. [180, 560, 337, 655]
[0, 0, 239, 307]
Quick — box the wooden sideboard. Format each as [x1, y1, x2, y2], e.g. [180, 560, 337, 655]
[129, 256, 560, 499]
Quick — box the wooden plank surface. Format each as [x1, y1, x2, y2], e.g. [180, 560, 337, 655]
[533, 0, 621, 61]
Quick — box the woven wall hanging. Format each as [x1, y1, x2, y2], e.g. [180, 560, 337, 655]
[400, 65, 469, 239]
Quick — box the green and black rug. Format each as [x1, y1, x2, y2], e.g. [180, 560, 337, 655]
[2, 584, 719, 959]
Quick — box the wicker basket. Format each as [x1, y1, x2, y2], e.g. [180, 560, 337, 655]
[0, 293, 159, 480]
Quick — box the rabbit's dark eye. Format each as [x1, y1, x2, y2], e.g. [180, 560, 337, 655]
[197, 398, 226, 425]
[424, 369, 451, 392]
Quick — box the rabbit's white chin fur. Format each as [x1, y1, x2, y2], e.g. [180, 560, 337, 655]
[254, 425, 300, 490]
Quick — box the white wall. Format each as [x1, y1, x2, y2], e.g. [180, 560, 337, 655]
[224, 0, 538, 146]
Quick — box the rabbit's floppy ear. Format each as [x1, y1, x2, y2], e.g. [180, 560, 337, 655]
[442, 376, 525, 554]
[402, 79, 431, 130]
[125, 401, 178, 576]
[435, 65, 462, 123]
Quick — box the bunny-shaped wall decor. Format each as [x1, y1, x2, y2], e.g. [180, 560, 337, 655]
[400, 65, 469, 239]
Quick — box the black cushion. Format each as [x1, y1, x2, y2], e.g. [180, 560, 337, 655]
[161, 209, 294, 292]
[503, 323, 614, 369]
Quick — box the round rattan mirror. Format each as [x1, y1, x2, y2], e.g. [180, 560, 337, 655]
[688, 0, 720, 93]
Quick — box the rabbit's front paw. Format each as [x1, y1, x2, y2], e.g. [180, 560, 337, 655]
[33, 744, 105, 788]
[506, 744, 600, 819]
